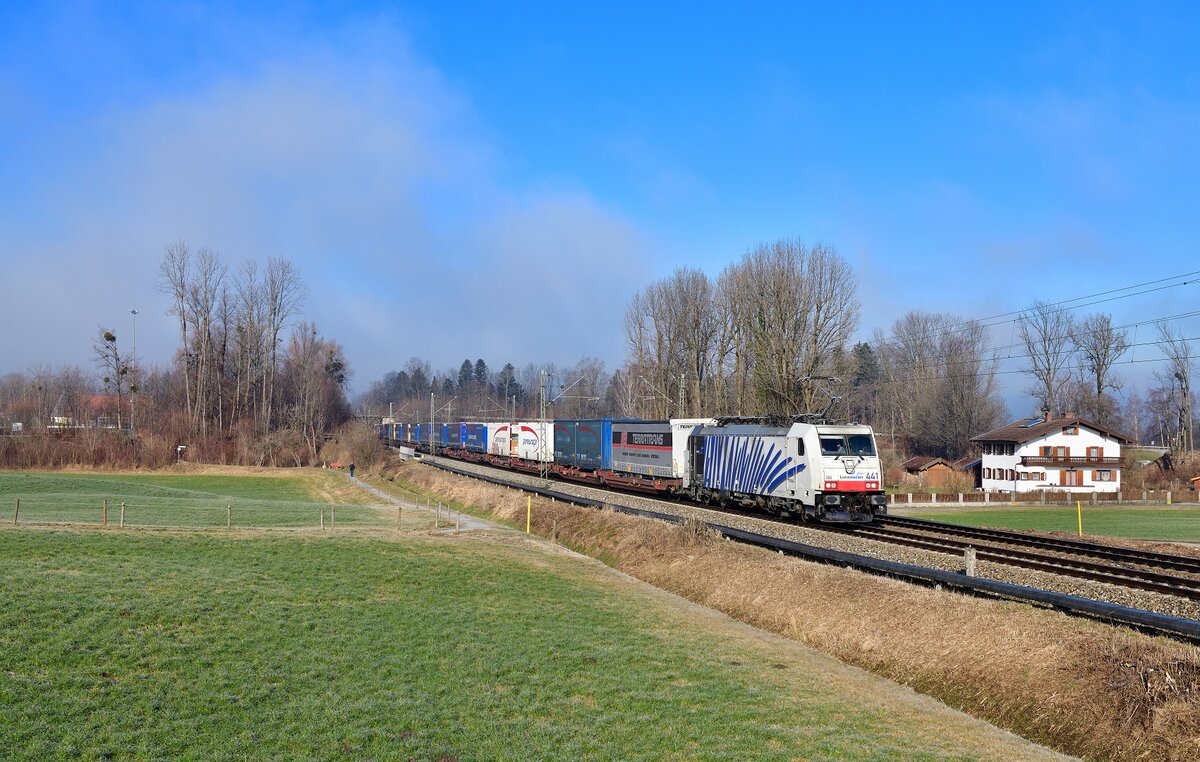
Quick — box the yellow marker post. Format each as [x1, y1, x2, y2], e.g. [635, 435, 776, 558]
[526, 495, 531, 534]
[1076, 500, 1083, 537]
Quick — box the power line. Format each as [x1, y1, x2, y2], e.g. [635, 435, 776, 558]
[868, 269, 1200, 353]
[883, 310, 1200, 375]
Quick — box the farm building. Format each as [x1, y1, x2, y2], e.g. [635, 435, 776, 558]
[899, 456, 955, 488]
[971, 412, 1131, 494]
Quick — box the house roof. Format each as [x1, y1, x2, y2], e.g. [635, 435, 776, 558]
[900, 456, 953, 471]
[970, 415, 1132, 445]
[952, 457, 980, 471]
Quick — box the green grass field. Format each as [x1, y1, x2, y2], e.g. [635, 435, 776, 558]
[0, 526, 1055, 760]
[908, 505, 1200, 542]
[0, 471, 393, 529]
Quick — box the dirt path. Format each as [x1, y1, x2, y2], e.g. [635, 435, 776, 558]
[349, 476, 494, 531]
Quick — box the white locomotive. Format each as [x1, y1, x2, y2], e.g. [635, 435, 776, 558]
[685, 420, 886, 523]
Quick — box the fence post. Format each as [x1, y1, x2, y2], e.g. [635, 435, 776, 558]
[931, 492, 937, 504]
[908, 493, 912, 504]
[226, 504, 231, 529]
[331, 506, 335, 530]
[435, 504, 439, 529]
[526, 495, 532, 534]
[1040, 490, 1046, 505]
[984, 491, 990, 504]
[13, 498, 19, 525]
[964, 546, 977, 577]
[397, 505, 401, 531]
[958, 492, 964, 504]
[102, 498, 108, 528]
[1168, 491, 1173, 505]
[320, 507, 325, 530]
[120, 502, 125, 528]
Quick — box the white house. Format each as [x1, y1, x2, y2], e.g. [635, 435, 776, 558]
[970, 413, 1131, 493]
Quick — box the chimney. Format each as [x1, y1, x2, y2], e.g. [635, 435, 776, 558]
[1042, 408, 1052, 422]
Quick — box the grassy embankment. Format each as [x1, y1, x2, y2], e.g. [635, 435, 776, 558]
[0, 472, 1066, 760]
[906, 505, 1200, 542]
[0, 469, 405, 529]
[376, 461, 1200, 761]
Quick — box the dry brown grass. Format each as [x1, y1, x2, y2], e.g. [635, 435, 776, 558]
[392, 460, 1200, 761]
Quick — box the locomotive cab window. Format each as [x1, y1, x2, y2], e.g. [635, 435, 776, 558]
[847, 435, 875, 456]
[820, 438, 845, 456]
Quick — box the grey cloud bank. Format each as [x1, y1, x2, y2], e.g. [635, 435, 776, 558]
[0, 44, 649, 391]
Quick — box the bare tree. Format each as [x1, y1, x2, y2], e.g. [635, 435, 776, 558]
[1067, 313, 1129, 426]
[1018, 300, 1075, 415]
[159, 241, 192, 419]
[1156, 321, 1195, 454]
[875, 312, 1004, 458]
[92, 328, 130, 429]
[262, 257, 307, 431]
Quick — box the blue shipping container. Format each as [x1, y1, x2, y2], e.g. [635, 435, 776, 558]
[463, 423, 488, 453]
[553, 419, 613, 470]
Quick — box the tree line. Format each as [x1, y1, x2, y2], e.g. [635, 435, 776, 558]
[356, 236, 1196, 464]
[0, 242, 352, 467]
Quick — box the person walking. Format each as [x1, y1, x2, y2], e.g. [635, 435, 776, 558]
[348, 462, 356, 479]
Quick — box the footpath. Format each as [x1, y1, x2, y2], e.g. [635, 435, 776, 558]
[350, 475, 495, 531]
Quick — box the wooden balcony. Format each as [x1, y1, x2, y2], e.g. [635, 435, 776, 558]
[1019, 455, 1123, 467]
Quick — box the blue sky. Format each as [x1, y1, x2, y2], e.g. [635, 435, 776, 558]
[1, 2, 1198, 412]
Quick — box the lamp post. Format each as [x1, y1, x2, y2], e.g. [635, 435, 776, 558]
[129, 308, 138, 435]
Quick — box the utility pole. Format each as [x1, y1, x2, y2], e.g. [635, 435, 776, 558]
[539, 369, 549, 422]
[429, 392, 435, 455]
[129, 308, 138, 434]
[677, 372, 685, 418]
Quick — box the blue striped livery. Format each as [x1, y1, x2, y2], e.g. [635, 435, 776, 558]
[702, 435, 806, 493]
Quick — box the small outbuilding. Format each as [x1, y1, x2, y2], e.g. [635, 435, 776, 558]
[899, 456, 956, 488]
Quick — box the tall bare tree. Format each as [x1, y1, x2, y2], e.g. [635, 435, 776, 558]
[92, 328, 130, 429]
[262, 257, 306, 431]
[1067, 313, 1129, 426]
[1156, 321, 1195, 454]
[1018, 300, 1075, 415]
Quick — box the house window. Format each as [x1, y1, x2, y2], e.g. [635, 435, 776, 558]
[1087, 446, 1102, 460]
[1055, 446, 1068, 459]
[1063, 425, 1079, 435]
[1063, 470, 1081, 486]
[1096, 470, 1113, 482]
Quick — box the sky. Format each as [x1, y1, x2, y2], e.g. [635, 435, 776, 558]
[1, 1, 1198, 414]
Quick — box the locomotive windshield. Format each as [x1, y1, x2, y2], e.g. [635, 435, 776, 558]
[819, 434, 876, 457]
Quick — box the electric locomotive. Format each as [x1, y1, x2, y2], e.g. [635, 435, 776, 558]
[686, 419, 886, 523]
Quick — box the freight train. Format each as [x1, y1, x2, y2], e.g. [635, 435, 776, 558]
[378, 416, 886, 523]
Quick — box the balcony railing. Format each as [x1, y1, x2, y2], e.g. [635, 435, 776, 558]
[1019, 455, 1123, 467]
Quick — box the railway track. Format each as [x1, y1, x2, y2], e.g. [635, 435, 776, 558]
[827, 521, 1200, 601]
[878, 515, 1200, 575]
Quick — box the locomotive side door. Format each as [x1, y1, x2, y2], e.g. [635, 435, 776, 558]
[689, 434, 705, 487]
